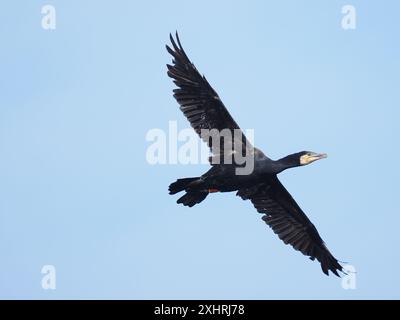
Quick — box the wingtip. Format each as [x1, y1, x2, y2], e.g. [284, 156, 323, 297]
[326, 259, 345, 277]
[331, 269, 340, 277]
[165, 44, 173, 53]
[176, 31, 185, 52]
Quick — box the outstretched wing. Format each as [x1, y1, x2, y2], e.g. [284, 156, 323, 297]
[166, 32, 254, 163]
[237, 177, 343, 276]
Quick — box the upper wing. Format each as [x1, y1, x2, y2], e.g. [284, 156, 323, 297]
[166, 32, 254, 163]
[237, 177, 343, 276]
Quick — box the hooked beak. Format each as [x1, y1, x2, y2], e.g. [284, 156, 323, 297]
[312, 153, 328, 161]
[300, 152, 328, 165]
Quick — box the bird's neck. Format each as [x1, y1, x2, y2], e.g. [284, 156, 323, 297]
[274, 156, 300, 173]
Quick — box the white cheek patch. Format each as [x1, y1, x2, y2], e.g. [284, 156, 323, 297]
[300, 155, 308, 165]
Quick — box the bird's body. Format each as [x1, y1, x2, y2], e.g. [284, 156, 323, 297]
[176, 156, 280, 192]
[166, 32, 344, 276]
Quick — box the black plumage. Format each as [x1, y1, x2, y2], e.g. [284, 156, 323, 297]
[166, 32, 344, 277]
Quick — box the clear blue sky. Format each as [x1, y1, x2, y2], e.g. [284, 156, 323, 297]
[1, 0, 399, 299]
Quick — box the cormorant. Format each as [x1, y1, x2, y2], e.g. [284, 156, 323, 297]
[166, 32, 344, 276]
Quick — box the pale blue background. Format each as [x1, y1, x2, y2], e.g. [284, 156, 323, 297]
[1, 0, 399, 299]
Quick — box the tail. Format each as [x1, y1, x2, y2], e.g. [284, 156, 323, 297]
[168, 177, 208, 207]
[177, 191, 208, 207]
[168, 177, 200, 195]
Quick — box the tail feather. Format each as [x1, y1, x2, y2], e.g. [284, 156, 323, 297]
[168, 177, 199, 195]
[177, 191, 208, 207]
[169, 177, 208, 207]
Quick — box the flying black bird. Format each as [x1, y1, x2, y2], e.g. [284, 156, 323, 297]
[166, 32, 343, 276]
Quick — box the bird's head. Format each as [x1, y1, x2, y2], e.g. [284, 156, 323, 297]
[278, 151, 327, 170]
[298, 151, 328, 166]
